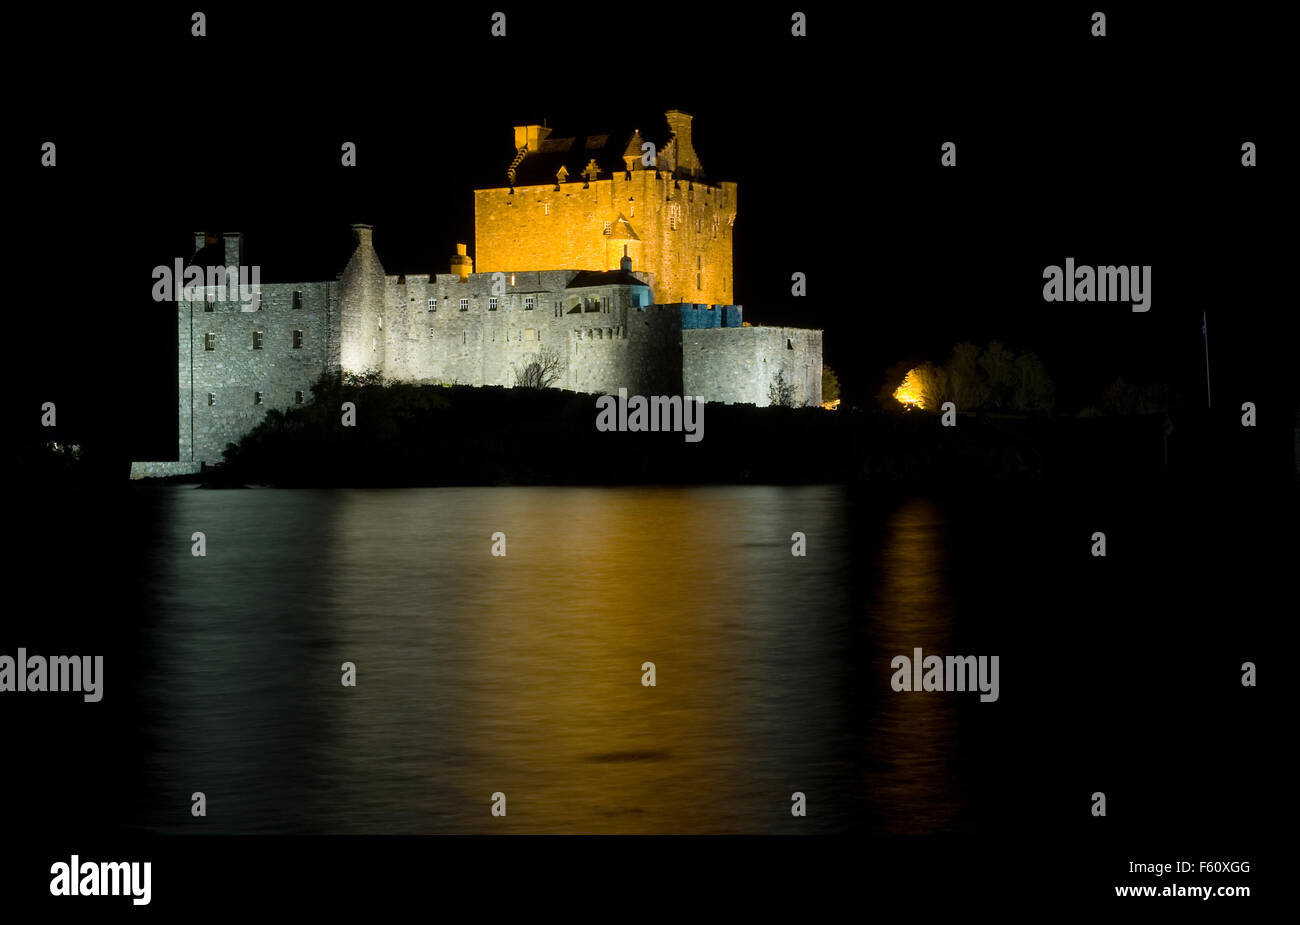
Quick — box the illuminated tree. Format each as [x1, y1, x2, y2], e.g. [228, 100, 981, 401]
[822, 365, 840, 403]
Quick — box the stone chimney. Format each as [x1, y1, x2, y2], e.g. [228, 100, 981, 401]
[222, 232, 243, 267]
[451, 243, 473, 281]
[194, 231, 210, 255]
[665, 110, 697, 175]
[513, 124, 553, 151]
[339, 223, 387, 376]
[620, 245, 633, 272]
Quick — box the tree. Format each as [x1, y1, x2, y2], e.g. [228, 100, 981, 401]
[769, 369, 796, 407]
[914, 361, 948, 411]
[884, 341, 1055, 414]
[945, 342, 989, 410]
[978, 341, 1018, 408]
[1101, 376, 1169, 415]
[821, 365, 840, 404]
[1009, 351, 1054, 412]
[514, 346, 565, 389]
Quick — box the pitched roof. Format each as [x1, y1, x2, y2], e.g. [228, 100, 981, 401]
[509, 131, 631, 186]
[566, 268, 648, 289]
[509, 123, 671, 187]
[609, 214, 639, 240]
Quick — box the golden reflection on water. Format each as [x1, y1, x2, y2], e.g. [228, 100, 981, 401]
[319, 487, 813, 833]
[865, 497, 960, 833]
[149, 485, 965, 834]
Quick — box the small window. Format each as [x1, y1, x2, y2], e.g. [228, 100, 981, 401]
[254, 391, 263, 405]
[697, 274, 702, 290]
[787, 338, 794, 350]
[524, 296, 534, 311]
[489, 297, 498, 311]
[460, 298, 469, 311]
[510, 274, 516, 286]
[428, 298, 437, 311]
[207, 393, 215, 406]
[253, 331, 263, 349]
[603, 221, 612, 234]
[203, 298, 214, 313]
[697, 218, 702, 233]
[204, 332, 215, 351]
[293, 290, 302, 309]
[293, 330, 303, 349]
[543, 203, 550, 215]
[697, 255, 701, 270]
[295, 391, 304, 404]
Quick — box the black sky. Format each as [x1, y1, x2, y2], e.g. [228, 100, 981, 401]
[12, 6, 1292, 463]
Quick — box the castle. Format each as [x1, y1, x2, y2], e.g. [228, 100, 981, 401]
[131, 110, 824, 478]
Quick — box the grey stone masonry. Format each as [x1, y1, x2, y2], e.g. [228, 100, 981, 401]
[130, 228, 824, 477]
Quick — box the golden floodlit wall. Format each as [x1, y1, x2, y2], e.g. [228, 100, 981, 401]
[475, 173, 737, 307]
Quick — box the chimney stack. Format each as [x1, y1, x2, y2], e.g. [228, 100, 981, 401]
[451, 243, 473, 281]
[620, 245, 632, 272]
[513, 124, 553, 151]
[222, 232, 243, 267]
[352, 223, 374, 248]
[665, 110, 696, 174]
[194, 231, 210, 255]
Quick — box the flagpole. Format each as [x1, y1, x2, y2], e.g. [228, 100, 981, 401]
[1202, 310, 1212, 409]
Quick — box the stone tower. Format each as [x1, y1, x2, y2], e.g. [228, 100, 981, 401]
[338, 224, 388, 374]
[473, 110, 738, 306]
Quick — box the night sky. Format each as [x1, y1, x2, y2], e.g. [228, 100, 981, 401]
[12, 7, 1292, 466]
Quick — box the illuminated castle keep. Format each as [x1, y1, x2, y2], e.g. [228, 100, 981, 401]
[131, 111, 823, 478]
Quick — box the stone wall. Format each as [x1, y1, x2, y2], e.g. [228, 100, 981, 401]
[683, 326, 823, 407]
[138, 223, 823, 477]
[375, 269, 655, 388]
[567, 305, 682, 397]
[182, 281, 333, 464]
[129, 460, 203, 479]
[475, 171, 737, 306]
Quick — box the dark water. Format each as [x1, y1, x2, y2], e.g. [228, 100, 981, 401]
[15, 482, 1278, 836]
[131, 485, 1014, 833]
